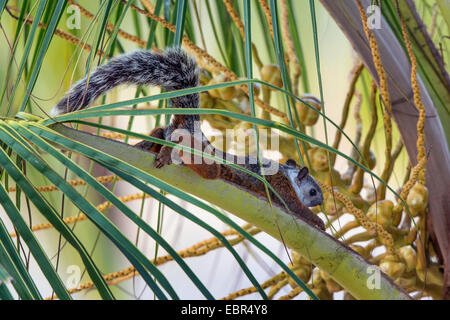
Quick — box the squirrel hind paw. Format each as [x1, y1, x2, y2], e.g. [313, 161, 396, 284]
[316, 219, 325, 231]
[311, 216, 325, 231]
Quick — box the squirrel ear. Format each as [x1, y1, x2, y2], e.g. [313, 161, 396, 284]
[297, 167, 309, 180]
[285, 159, 297, 167]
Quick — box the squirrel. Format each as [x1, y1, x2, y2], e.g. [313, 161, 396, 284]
[51, 48, 325, 230]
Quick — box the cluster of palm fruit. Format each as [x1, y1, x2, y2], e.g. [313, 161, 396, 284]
[199, 63, 436, 299]
[302, 148, 433, 298]
[305, 155, 434, 297]
[289, 157, 433, 298]
[199, 65, 321, 157]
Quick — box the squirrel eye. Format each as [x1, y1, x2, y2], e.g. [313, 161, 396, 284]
[309, 189, 317, 197]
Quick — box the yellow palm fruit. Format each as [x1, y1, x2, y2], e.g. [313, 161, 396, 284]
[323, 191, 345, 216]
[364, 187, 377, 203]
[316, 168, 345, 186]
[288, 267, 312, 288]
[202, 116, 231, 132]
[236, 79, 261, 99]
[201, 95, 241, 132]
[278, 136, 309, 164]
[238, 99, 251, 114]
[199, 69, 211, 85]
[398, 246, 417, 272]
[349, 244, 370, 260]
[319, 270, 342, 293]
[406, 183, 428, 216]
[311, 269, 332, 300]
[311, 268, 324, 288]
[288, 251, 312, 288]
[260, 64, 283, 88]
[252, 82, 261, 97]
[312, 286, 333, 300]
[208, 74, 237, 101]
[380, 254, 406, 278]
[416, 264, 444, 287]
[200, 92, 214, 109]
[232, 121, 253, 132]
[308, 147, 329, 172]
[214, 99, 244, 114]
[231, 122, 258, 156]
[297, 94, 322, 126]
[367, 200, 394, 227]
[395, 276, 416, 290]
[344, 292, 356, 300]
[291, 251, 309, 266]
[235, 83, 261, 114]
[205, 117, 235, 132]
[367, 150, 376, 170]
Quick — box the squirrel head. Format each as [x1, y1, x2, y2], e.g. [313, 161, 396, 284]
[284, 159, 323, 207]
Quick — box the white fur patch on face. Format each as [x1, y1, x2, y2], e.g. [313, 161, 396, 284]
[285, 167, 323, 207]
[286, 168, 307, 204]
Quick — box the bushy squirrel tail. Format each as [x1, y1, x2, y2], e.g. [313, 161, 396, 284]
[50, 48, 199, 116]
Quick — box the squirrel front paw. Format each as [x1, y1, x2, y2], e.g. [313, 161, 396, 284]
[134, 140, 155, 151]
[134, 127, 166, 153]
[154, 145, 173, 168]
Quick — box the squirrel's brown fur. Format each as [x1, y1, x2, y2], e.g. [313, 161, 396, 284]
[52, 48, 325, 230]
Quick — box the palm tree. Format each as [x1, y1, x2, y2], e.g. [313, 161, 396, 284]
[0, 0, 447, 300]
